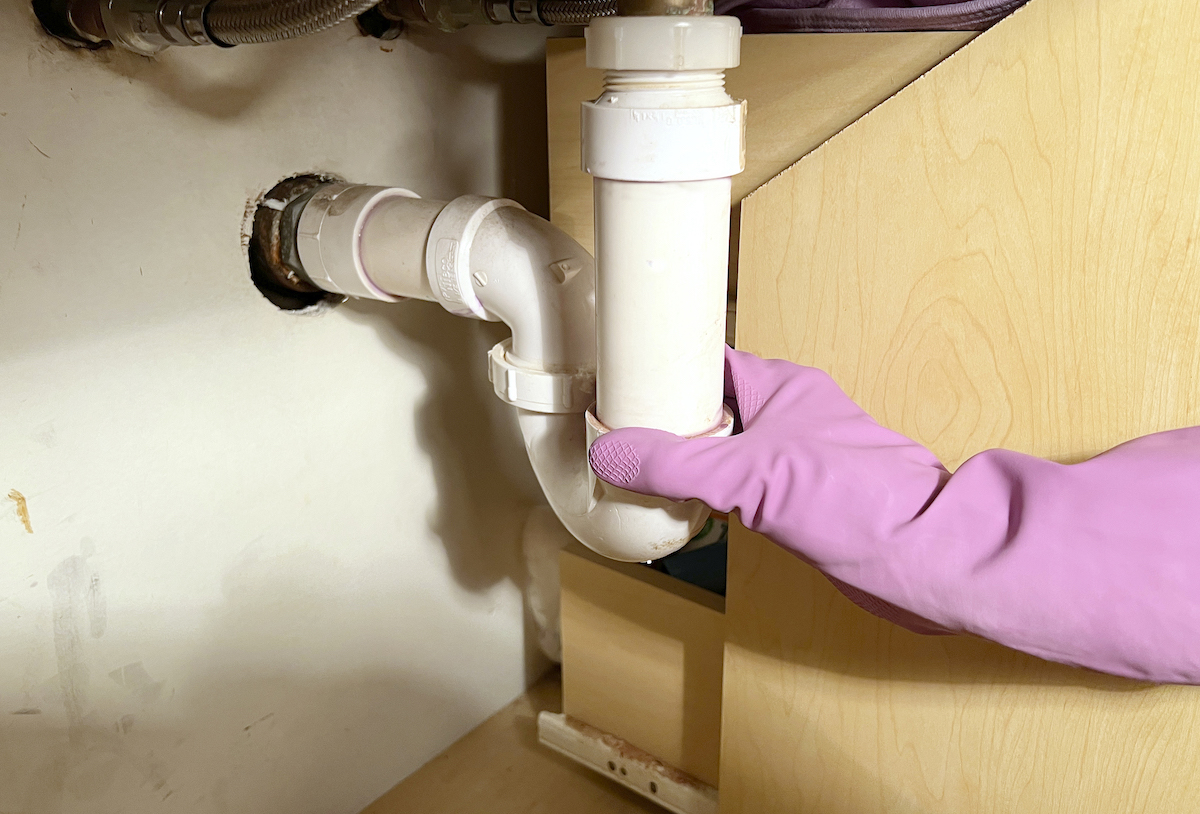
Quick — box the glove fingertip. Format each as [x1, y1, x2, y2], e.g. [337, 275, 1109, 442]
[588, 433, 644, 488]
[591, 429, 751, 510]
[588, 427, 683, 490]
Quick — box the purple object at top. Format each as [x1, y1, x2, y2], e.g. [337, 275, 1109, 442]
[589, 347, 1200, 684]
[719, 0, 1030, 33]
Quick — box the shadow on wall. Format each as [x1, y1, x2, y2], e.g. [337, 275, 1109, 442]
[330, 25, 569, 669]
[329, 27, 564, 598]
[69, 16, 561, 590]
[26, 4, 564, 639]
[403, 24, 558, 218]
[343, 298, 545, 594]
[46, 12, 555, 218]
[5, 13, 563, 811]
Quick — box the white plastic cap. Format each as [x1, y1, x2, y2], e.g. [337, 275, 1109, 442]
[585, 16, 741, 72]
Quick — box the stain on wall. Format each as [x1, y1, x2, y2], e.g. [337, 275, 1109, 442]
[47, 541, 105, 738]
[8, 489, 33, 533]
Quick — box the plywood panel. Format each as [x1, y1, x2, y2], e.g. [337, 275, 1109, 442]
[361, 670, 662, 813]
[727, 0, 1200, 811]
[546, 32, 975, 252]
[561, 544, 726, 787]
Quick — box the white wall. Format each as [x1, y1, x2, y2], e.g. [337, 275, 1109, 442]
[0, 8, 556, 812]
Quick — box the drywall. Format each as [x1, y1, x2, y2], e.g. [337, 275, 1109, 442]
[0, 8, 555, 813]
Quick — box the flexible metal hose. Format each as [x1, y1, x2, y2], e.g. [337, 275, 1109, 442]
[537, 0, 614, 24]
[205, 0, 379, 44]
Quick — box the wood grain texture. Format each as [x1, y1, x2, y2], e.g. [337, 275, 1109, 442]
[722, 523, 1200, 814]
[546, 32, 975, 253]
[361, 670, 662, 813]
[561, 543, 726, 787]
[726, 0, 1200, 811]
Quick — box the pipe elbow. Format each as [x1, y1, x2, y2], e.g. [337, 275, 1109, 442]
[443, 201, 598, 416]
[466, 212, 707, 561]
[566, 492, 710, 564]
[285, 185, 720, 561]
[470, 205, 596, 375]
[517, 411, 709, 562]
[465, 209, 714, 561]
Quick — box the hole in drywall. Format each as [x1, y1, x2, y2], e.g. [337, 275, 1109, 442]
[247, 174, 345, 312]
[356, 6, 403, 40]
[619, 767, 627, 776]
[607, 761, 616, 772]
[32, 0, 107, 49]
[649, 781, 658, 794]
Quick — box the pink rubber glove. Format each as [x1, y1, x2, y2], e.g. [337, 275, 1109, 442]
[589, 347, 1200, 683]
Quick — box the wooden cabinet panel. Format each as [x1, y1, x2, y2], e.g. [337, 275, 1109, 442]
[361, 672, 661, 814]
[561, 544, 726, 787]
[722, 524, 1200, 814]
[727, 0, 1200, 811]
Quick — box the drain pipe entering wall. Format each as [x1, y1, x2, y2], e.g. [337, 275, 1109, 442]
[255, 16, 744, 562]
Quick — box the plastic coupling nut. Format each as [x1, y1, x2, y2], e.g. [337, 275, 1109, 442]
[426, 196, 526, 320]
[585, 403, 736, 448]
[582, 100, 745, 182]
[295, 184, 421, 302]
[488, 339, 597, 414]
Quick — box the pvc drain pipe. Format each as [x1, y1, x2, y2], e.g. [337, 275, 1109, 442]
[584, 15, 744, 437]
[278, 17, 745, 561]
[284, 181, 731, 561]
